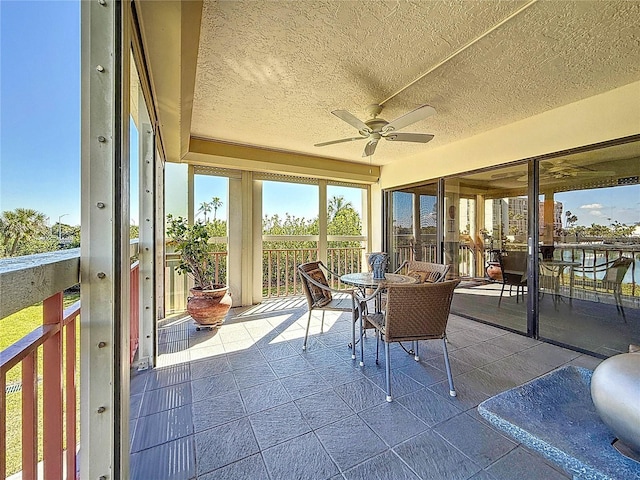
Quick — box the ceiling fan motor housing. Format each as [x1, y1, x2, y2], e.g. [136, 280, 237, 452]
[366, 103, 384, 118]
[363, 118, 389, 134]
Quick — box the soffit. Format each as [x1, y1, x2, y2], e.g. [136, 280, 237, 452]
[189, 0, 640, 167]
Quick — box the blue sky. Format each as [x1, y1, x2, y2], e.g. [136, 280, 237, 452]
[2, 1, 636, 231]
[193, 177, 364, 222]
[0, 0, 362, 228]
[555, 185, 640, 227]
[1, 1, 81, 225]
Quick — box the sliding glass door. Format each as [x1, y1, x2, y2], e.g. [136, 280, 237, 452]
[444, 164, 529, 333]
[537, 141, 640, 355]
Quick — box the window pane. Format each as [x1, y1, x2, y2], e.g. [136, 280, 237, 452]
[388, 184, 438, 272]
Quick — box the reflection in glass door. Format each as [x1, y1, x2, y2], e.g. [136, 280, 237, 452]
[384, 140, 640, 356]
[537, 142, 640, 355]
[387, 184, 438, 272]
[444, 165, 529, 333]
[443, 182, 479, 279]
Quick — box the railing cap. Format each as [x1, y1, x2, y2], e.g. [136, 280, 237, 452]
[0, 249, 80, 320]
[0, 248, 80, 275]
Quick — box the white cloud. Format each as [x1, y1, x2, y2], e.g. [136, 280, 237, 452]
[589, 210, 604, 217]
[580, 203, 603, 209]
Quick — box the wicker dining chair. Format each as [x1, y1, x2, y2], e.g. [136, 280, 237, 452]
[394, 260, 450, 283]
[298, 261, 359, 359]
[581, 256, 634, 322]
[357, 279, 461, 402]
[497, 251, 528, 306]
[375, 260, 450, 314]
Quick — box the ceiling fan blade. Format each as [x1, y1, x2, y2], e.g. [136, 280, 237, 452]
[314, 136, 367, 147]
[331, 110, 371, 132]
[363, 139, 379, 157]
[384, 104, 436, 132]
[384, 132, 434, 143]
[491, 172, 521, 180]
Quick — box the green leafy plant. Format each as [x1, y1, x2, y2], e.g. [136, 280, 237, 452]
[166, 214, 220, 290]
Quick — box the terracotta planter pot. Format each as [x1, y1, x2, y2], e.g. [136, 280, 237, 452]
[486, 263, 502, 281]
[187, 285, 232, 328]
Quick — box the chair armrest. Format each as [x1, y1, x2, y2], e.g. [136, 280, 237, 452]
[393, 260, 408, 274]
[354, 284, 385, 304]
[318, 261, 346, 282]
[299, 268, 355, 296]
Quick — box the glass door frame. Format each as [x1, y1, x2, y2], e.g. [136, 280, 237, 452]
[383, 134, 640, 348]
[382, 181, 443, 267]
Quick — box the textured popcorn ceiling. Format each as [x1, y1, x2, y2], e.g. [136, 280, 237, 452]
[190, 0, 640, 165]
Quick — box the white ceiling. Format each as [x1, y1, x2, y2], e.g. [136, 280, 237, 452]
[186, 0, 640, 167]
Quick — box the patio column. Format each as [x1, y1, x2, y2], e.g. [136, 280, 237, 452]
[362, 185, 373, 266]
[154, 147, 166, 323]
[318, 180, 328, 264]
[230, 171, 263, 306]
[81, 0, 131, 477]
[476, 194, 486, 277]
[542, 190, 556, 246]
[138, 87, 155, 369]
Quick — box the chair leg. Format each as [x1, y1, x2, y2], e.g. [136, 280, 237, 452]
[442, 338, 456, 397]
[375, 330, 380, 365]
[384, 340, 392, 402]
[499, 283, 506, 307]
[350, 310, 357, 360]
[414, 341, 419, 361]
[302, 310, 312, 351]
[615, 288, 627, 323]
[321, 311, 325, 334]
[359, 311, 365, 367]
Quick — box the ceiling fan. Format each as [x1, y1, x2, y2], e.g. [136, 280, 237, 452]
[314, 103, 436, 157]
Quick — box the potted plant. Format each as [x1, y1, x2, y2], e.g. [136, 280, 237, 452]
[166, 214, 231, 330]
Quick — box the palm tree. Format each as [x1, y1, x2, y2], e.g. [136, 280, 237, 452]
[565, 210, 578, 228]
[328, 195, 353, 220]
[198, 201, 212, 222]
[0, 208, 49, 256]
[210, 197, 223, 221]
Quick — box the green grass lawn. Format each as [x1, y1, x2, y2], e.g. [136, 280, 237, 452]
[1, 292, 80, 477]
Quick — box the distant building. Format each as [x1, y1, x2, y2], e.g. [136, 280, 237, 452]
[484, 197, 563, 243]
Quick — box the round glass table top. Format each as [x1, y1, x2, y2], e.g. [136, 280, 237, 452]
[340, 272, 417, 289]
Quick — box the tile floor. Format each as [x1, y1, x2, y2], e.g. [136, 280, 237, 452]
[129, 297, 603, 480]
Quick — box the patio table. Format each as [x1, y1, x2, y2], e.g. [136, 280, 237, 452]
[340, 272, 417, 365]
[340, 272, 417, 312]
[540, 259, 581, 303]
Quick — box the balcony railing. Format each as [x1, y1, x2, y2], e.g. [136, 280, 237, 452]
[554, 243, 639, 302]
[395, 242, 638, 303]
[262, 247, 364, 297]
[0, 250, 80, 479]
[164, 242, 365, 307]
[0, 244, 141, 479]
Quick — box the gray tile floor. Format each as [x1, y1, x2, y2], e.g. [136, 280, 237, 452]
[130, 297, 603, 480]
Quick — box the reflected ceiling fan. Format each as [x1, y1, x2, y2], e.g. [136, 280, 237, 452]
[314, 103, 436, 157]
[492, 161, 615, 182]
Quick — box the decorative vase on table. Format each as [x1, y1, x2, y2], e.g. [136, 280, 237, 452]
[367, 252, 389, 280]
[187, 284, 232, 331]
